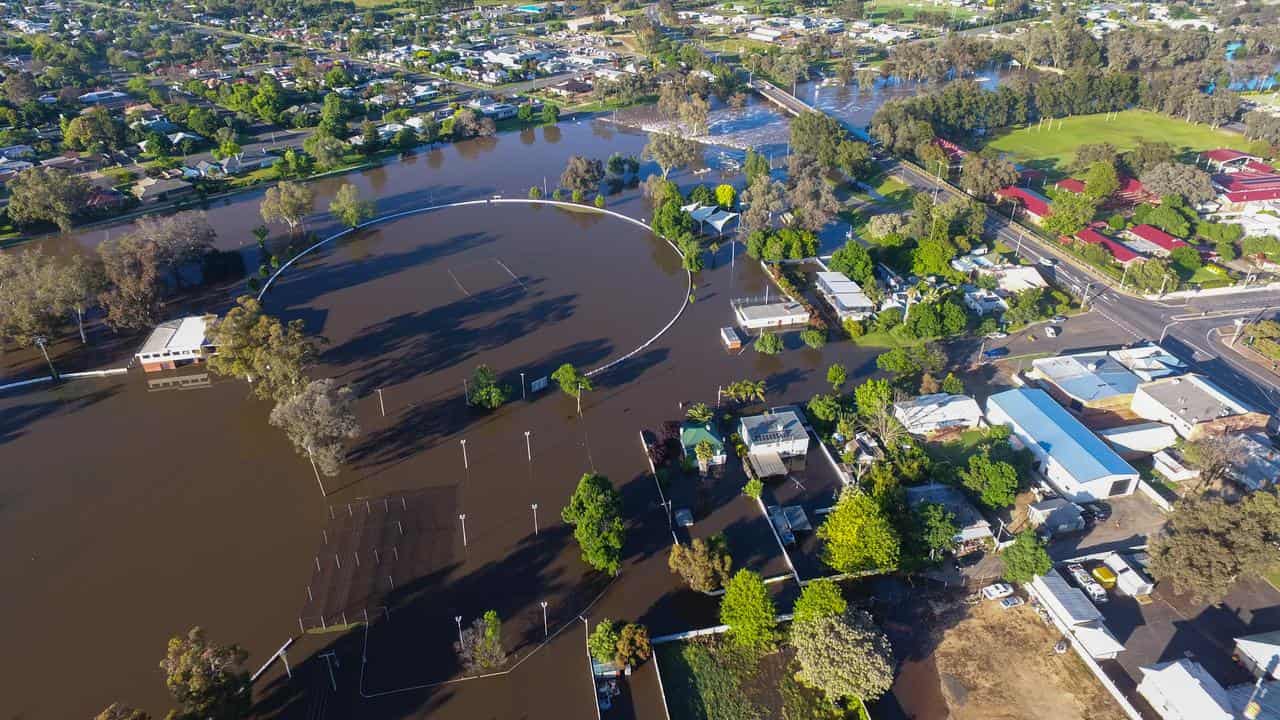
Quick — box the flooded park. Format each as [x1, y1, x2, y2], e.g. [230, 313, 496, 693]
[0, 71, 1012, 718]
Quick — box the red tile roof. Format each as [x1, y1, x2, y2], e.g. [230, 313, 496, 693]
[996, 186, 1050, 218]
[1202, 148, 1260, 164]
[1055, 178, 1086, 194]
[933, 138, 968, 160]
[1129, 224, 1188, 251]
[1213, 171, 1280, 203]
[1076, 228, 1140, 263]
[1246, 160, 1277, 174]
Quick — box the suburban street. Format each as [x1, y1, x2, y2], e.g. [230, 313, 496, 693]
[892, 159, 1280, 414]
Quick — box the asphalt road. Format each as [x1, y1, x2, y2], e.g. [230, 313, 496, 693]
[892, 159, 1280, 414]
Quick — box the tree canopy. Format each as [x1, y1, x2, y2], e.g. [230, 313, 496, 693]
[1148, 492, 1280, 603]
[719, 569, 777, 650]
[818, 489, 901, 573]
[562, 473, 626, 575]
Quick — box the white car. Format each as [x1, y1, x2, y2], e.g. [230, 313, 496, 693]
[981, 583, 1015, 600]
[1039, 257, 1056, 267]
[1000, 596, 1025, 609]
[1045, 326, 1060, 338]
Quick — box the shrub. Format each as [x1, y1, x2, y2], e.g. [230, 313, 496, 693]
[843, 318, 865, 338]
[594, 194, 605, 208]
[755, 331, 783, 355]
[743, 478, 763, 499]
[588, 619, 620, 665]
[800, 328, 827, 349]
[551, 189, 563, 201]
[528, 186, 543, 199]
[571, 189, 585, 203]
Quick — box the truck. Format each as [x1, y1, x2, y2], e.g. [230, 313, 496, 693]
[1104, 553, 1155, 597]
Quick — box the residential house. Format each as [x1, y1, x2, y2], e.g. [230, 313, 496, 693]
[904, 483, 992, 553]
[1030, 351, 1142, 412]
[815, 271, 875, 321]
[991, 265, 1047, 295]
[680, 422, 726, 469]
[1125, 224, 1189, 257]
[135, 316, 216, 372]
[1137, 659, 1234, 720]
[985, 388, 1139, 501]
[739, 409, 809, 477]
[962, 286, 1006, 315]
[1227, 432, 1280, 491]
[1028, 569, 1126, 660]
[132, 177, 195, 204]
[732, 299, 810, 330]
[1073, 227, 1141, 265]
[1234, 631, 1280, 679]
[221, 150, 280, 175]
[893, 393, 983, 436]
[1130, 374, 1268, 440]
[1201, 148, 1264, 172]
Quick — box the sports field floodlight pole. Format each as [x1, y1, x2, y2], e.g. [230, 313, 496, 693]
[376, 388, 385, 417]
[525, 431, 532, 462]
[459, 514, 468, 546]
[540, 601, 549, 638]
[531, 503, 539, 535]
[460, 439, 469, 470]
[520, 372, 527, 400]
[455, 616, 463, 647]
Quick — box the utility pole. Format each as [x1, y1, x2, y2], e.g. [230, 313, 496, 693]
[540, 601, 549, 638]
[459, 513, 468, 546]
[376, 388, 385, 417]
[531, 503, 539, 535]
[32, 336, 57, 379]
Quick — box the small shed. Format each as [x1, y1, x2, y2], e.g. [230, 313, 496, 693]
[720, 326, 743, 350]
[1235, 631, 1280, 680]
[1027, 498, 1085, 536]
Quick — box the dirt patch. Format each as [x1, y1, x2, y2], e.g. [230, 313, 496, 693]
[931, 602, 1127, 720]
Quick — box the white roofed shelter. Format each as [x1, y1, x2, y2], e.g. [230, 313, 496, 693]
[1027, 569, 1125, 660]
[135, 315, 216, 373]
[1236, 631, 1280, 679]
[1137, 659, 1234, 720]
[893, 393, 982, 436]
[815, 271, 875, 321]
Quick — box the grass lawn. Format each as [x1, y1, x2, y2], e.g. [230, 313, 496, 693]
[1265, 566, 1280, 592]
[849, 328, 924, 349]
[865, 0, 977, 21]
[1185, 263, 1233, 288]
[656, 638, 847, 720]
[983, 110, 1270, 176]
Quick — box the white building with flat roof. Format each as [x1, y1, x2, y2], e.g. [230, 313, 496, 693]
[135, 316, 215, 373]
[732, 300, 810, 330]
[1131, 374, 1269, 440]
[815, 271, 874, 321]
[1137, 659, 1234, 720]
[893, 393, 982, 436]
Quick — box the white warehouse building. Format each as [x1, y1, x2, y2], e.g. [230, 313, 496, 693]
[985, 388, 1139, 501]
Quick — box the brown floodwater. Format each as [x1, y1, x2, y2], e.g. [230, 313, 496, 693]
[1, 115, 926, 719]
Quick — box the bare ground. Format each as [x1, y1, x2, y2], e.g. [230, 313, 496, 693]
[931, 601, 1128, 720]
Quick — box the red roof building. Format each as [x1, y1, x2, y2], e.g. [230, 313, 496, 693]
[933, 138, 968, 163]
[1127, 224, 1188, 253]
[1245, 160, 1277, 174]
[1055, 178, 1087, 194]
[1213, 171, 1280, 204]
[1074, 228, 1141, 264]
[995, 186, 1051, 219]
[1201, 148, 1262, 168]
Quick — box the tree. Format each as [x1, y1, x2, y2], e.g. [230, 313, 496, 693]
[1140, 162, 1214, 204]
[0, 249, 65, 347]
[1083, 160, 1119, 202]
[790, 111, 848, 170]
[329, 183, 374, 228]
[792, 610, 894, 703]
[616, 623, 651, 668]
[269, 379, 360, 494]
[744, 150, 771, 184]
[915, 502, 958, 556]
[818, 489, 900, 573]
[6, 167, 90, 232]
[206, 295, 319, 402]
[643, 133, 701, 178]
[941, 372, 964, 394]
[740, 175, 787, 235]
[551, 363, 593, 415]
[95, 703, 151, 720]
[755, 330, 783, 354]
[959, 453, 1019, 509]
[542, 103, 560, 124]
[1002, 530, 1051, 583]
[1169, 245, 1202, 275]
[719, 569, 777, 651]
[725, 379, 766, 404]
[1042, 190, 1098, 237]
[560, 155, 605, 195]
[160, 627, 250, 720]
[456, 610, 506, 673]
[829, 241, 874, 285]
[792, 578, 847, 628]
[588, 619, 621, 665]
[668, 535, 732, 592]
[685, 402, 713, 424]
[827, 363, 848, 392]
[304, 132, 347, 170]
[715, 183, 736, 209]
[562, 473, 625, 575]
[837, 140, 873, 179]
[97, 234, 163, 331]
[260, 181, 315, 234]
[960, 154, 1019, 199]
[854, 378, 893, 418]
[1123, 140, 1175, 177]
[3, 71, 36, 104]
[1148, 493, 1280, 603]
[48, 252, 104, 344]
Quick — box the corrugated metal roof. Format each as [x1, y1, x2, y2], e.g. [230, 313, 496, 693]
[1139, 660, 1234, 720]
[1033, 353, 1140, 403]
[987, 389, 1137, 484]
[1031, 569, 1102, 625]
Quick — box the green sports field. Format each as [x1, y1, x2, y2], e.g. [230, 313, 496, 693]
[983, 110, 1270, 175]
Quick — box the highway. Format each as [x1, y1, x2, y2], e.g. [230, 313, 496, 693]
[891, 159, 1280, 413]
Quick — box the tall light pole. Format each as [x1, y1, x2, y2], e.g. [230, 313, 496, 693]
[524, 431, 532, 462]
[459, 513, 468, 546]
[520, 372, 527, 400]
[33, 336, 57, 379]
[531, 503, 539, 535]
[460, 439, 469, 470]
[455, 616, 464, 647]
[540, 601, 549, 638]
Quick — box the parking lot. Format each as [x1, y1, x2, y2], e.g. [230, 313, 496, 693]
[1047, 493, 1169, 560]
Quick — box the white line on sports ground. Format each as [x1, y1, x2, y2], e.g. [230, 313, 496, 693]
[447, 269, 471, 297]
[493, 258, 527, 290]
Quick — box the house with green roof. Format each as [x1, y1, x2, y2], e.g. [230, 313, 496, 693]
[680, 422, 726, 470]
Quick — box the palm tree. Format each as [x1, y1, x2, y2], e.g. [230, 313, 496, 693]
[686, 402, 714, 424]
[726, 379, 766, 405]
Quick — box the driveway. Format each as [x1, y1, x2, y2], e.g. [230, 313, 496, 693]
[1048, 494, 1168, 561]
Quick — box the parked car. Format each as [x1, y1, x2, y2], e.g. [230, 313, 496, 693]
[1082, 581, 1109, 603]
[987, 331, 1008, 339]
[1039, 257, 1056, 267]
[1067, 564, 1093, 587]
[1045, 326, 1060, 338]
[983, 347, 1010, 359]
[981, 583, 1015, 600]
[1081, 501, 1112, 521]
[1000, 596, 1025, 609]
[1052, 315, 1068, 323]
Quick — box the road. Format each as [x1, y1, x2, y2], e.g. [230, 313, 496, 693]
[891, 159, 1280, 414]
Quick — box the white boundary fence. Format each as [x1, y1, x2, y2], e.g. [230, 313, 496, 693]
[0, 366, 128, 394]
[257, 198, 693, 381]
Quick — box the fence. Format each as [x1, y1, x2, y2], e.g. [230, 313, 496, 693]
[1136, 479, 1174, 512]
